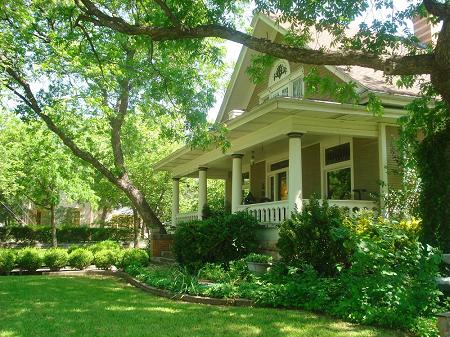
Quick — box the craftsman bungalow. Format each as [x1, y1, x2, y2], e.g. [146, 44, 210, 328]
[155, 14, 428, 247]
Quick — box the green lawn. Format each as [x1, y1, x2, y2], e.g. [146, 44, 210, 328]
[0, 276, 407, 337]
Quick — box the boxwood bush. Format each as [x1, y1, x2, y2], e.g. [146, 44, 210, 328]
[173, 211, 260, 270]
[93, 249, 117, 270]
[0, 249, 16, 274]
[117, 249, 149, 269]
[43, 248, 69, 271]
[68, 248, 93, 270]
[16, 248, 43, 272]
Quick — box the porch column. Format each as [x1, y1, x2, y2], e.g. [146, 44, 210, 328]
[225, 171, 232, 210]
[198, 167, 208, 220]
[288, 133, 304, 214]
[231, 154, 244, 213]
[378, 123, 388, 207]
[171, 178, 180, 226]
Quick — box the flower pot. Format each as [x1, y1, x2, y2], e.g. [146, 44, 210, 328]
[246, 261, 271, 275]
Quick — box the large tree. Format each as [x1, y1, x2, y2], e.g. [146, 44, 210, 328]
[0, 0, 225, 233]
[69, 0, 450, 250]
[0, 113, 95, 246]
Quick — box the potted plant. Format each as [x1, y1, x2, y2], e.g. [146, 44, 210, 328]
[245, 253, 272, 275]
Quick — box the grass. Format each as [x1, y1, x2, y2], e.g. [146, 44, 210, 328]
[0, 276, 408, 337]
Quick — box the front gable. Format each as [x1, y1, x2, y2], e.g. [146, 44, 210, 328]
[217, 16, 364, 124]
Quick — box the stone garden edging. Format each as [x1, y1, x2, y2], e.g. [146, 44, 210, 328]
[42, 269, 255, 307]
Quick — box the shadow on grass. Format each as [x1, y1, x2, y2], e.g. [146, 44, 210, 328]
[0, 276, 408, 337]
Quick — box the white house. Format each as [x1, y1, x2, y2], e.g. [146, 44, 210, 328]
[155, 14, 425, 250]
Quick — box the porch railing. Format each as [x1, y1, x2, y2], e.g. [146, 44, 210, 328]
[236, 200, 289, 224]
[175, 199, 377, 225]
[236, 199, 377, 224]
[175, 211, 198, 224]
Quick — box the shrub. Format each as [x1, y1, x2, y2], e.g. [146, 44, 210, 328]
[277, 197, 350, 276]
[117, 249, 149, 269]
[16, 248, 43, 272]
[0, 249, 16, 274]
[88, 240, 121, 254]
[1, 225, 133, 244]
[173, 212, 260, 270]
[245, 253, 272, 263]
[43, 248, 69, 271]
[68, 248, 93, 270]
[93, 249, 117, 270]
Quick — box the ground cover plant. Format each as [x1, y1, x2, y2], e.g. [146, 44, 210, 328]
[127, 203, 449, 337]
[0, 275, 409, 337]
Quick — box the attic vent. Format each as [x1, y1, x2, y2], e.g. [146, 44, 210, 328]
[228, 109, 244, 120]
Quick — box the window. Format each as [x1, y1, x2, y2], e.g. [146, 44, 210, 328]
[293, 78, 303, 98]
[325, 143, 350, 165]
[327, 168, 351, 200]
[270, 159, 289, 171]
[323, 141, 352, 200]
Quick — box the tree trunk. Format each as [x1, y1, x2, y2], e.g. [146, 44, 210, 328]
[117, 174, 167, 234]
[132, 207, 139, 248]
[99, 206, 108, 227]
[50, 204, 57, 248]
[140, 217, 145, 239]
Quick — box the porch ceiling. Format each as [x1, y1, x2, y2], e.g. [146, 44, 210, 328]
[155, 97, 403, 177]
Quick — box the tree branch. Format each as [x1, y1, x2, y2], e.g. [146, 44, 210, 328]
[153, 0, 180, 28]
[423, 0, 450, 20]
[3, 66, 119, 187]
[77, 0, 435, 75]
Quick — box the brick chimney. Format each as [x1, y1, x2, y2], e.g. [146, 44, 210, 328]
[412, 16, 432, 45]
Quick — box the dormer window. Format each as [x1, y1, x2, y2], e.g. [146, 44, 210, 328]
[260, 60, 304, 103]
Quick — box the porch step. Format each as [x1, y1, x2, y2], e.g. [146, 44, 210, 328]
[160, 250, 174, 259]
[151, 256, 176, 264]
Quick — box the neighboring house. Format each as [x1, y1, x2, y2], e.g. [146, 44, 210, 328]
[155, 14, 433, 251]
[26, 195, 100, 227]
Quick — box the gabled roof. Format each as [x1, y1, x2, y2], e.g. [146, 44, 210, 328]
[216, 14, 421, 124]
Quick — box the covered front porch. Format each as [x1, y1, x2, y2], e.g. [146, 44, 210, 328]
[155, 97, 400, 226]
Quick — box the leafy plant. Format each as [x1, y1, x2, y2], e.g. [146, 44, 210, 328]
[245, 253, 272, 263]
[277, 197, 350, 276]
[117, 249, 149, 269]
[0, 249, 16, 274]
[88, 240, 121, 254]
[43, 248, 69, 271]
[16, 248, 42, 272]
[93, 249, 117, 270]
[173, 212, 260, 271]
[68, 248, 93, 270]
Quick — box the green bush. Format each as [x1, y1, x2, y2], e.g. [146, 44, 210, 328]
[43, 248, 69, 271]
[68, 248, 93, 270]
[93, 249, 117, 270]
[277, 198, 350, 276]
[117, 249, 149, 269]
[0, 225, 133, 244]
[88, 240, 121, 254]
[0, 249, 16, 274]
[16, 248, 43, 272]
[245, 253, 272, 263]
[173, 212, 260, 270]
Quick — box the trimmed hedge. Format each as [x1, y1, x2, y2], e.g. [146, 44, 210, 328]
[0, 225, 134, 244]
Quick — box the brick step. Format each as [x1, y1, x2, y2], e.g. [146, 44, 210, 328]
[160, 250, 174, 258]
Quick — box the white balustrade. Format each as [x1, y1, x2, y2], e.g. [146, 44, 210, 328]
[236, 199, 377, 224]
[236, 200, 289, 224]
[175, 211, 198, 224]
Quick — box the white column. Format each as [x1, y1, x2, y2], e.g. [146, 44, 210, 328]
[225, 171, 232, 210]
[171, 178, 180, 226]
[198, 167, 208, 220]
[288, 133, 303, 215]
[231, 154, 243, 213]
[378, 123, 388, 207]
